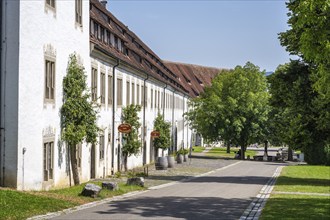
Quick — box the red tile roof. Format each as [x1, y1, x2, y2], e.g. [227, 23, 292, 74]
[90, 0, 222, 98]
[164, 61, 222, 97]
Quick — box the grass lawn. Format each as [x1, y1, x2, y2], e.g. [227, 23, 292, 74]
[274, 165, 330, 193]
[0, 189, 76, 220]
[206, 147, 256, 158]
[261, 165, 330, 220]
[0, 181, 144, 220]
[192, 146, 205, 153]
[260, 194, 330, 220]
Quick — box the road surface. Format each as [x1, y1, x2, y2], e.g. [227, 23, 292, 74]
[53, 161, 281, 220]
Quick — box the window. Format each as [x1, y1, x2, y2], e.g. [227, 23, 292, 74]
[100, 72, 105, 104]
[151, 88, 153, 109]
[45, 59, 55, 102]
[76, 143, 82, 169]
[114, 36, 119, 50]
[126, 81, 130, 105]
[93, 22, 98, 37]
[131, 83, 135, 104]
[100, 27, 105, 42]
[46, 0, 55, 9]
[141, 85, 144, 107]
[99, 135, 105, 160]
[117, 78, 123, 106]
[91, 68, 98, 101]
[43, 141, 54, 181]
[75, 0, 82, 26]
[145, 86, 148, 108]
[108, 74, 112, 106]
[137, 84, 140, 105]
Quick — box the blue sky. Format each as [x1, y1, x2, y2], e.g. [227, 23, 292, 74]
[107, 0, 293, 72]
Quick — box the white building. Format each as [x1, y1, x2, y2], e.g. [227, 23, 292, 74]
[0, 0, 219, 190]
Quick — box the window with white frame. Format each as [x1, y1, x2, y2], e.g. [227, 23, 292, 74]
[99, 134, 105, 160]
[117, 78, 123, 106]
[108, 74, 113, 106]
[131, 82, 135, 105]
[45, 0, 55, 10]
[145, 86, 148, 108]
[141, 85, 144, 107]
[75, 0, 82, 26]
[45, 59, 55, 102]
[91, 68, 98, 101]
[151, 88, 153, 109]
[43, 141, 54, 181]
[137, 84, 140, 105]
[100, 72, 106, 104]
[126, 81, 130, 105]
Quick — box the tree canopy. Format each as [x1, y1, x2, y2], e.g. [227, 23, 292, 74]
[279, 0, 330, 139]
[61, 54, 99, 185]
[186, 62, 269, 159]
[121, 104, 142, 171]
[278, 0, 330, 164]
[153, 113, 171, 155]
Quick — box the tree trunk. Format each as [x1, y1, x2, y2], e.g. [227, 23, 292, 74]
[264, 140, 268, 156]
[123, 154, 128, 172]
[288, 148, 293, 161]
[70, 144, 80, 185]
[240, 145, 245, 160]
[226, 144, 230, 154]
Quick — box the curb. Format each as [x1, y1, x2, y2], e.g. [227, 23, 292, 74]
[240, 165, 284, 220]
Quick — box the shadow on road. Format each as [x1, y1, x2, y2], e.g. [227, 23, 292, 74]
[148, 175, 272, 185]
[95, 196, 252, 220]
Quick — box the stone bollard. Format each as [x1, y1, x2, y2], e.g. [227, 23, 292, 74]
[127, 177, 144, 187]
[81, 183, 102, 198]
[102, 182, 119, 191]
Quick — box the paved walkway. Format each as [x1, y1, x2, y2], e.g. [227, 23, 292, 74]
[48, 160, 281, 220]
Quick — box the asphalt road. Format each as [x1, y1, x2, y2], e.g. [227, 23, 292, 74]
[53, 161, 280, 220]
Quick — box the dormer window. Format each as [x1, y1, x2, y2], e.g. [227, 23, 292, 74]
[93, 22, 98, 37]
[124, 47, 129, 56]
[114, 36, 119, 50]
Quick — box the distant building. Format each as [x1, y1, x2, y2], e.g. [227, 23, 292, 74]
[0, 0, 220, 190]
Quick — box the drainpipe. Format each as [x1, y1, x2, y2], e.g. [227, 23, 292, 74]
[111, 59, 119, 175]
[162, 84, 167, 117]
[0, 0, 6, 186]
[0, 0, 3, 185]
[142, 74, 149, 165]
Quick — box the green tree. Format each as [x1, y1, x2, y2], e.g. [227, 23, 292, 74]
[61, 54, 99, 185]
[153, 113, 171, 156]
[186, 62, 269, 159]
[279, 0, 330, 142]
[268, 60, 327, 164]
[121, 104, 142, 171]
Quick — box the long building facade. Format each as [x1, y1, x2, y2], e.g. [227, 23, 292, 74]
[0, 0, 220, 190]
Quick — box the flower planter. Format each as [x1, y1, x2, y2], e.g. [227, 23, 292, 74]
[183, 154, 188, 162]
[155, 156, 168, 170]
[167, 155, 175, 168]
[176, 154, 184, 164]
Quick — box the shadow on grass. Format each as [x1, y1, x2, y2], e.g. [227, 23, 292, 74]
[94, 196, 251, 220]
[260, 195, 330, 220]
[276, 176, 330, 187]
